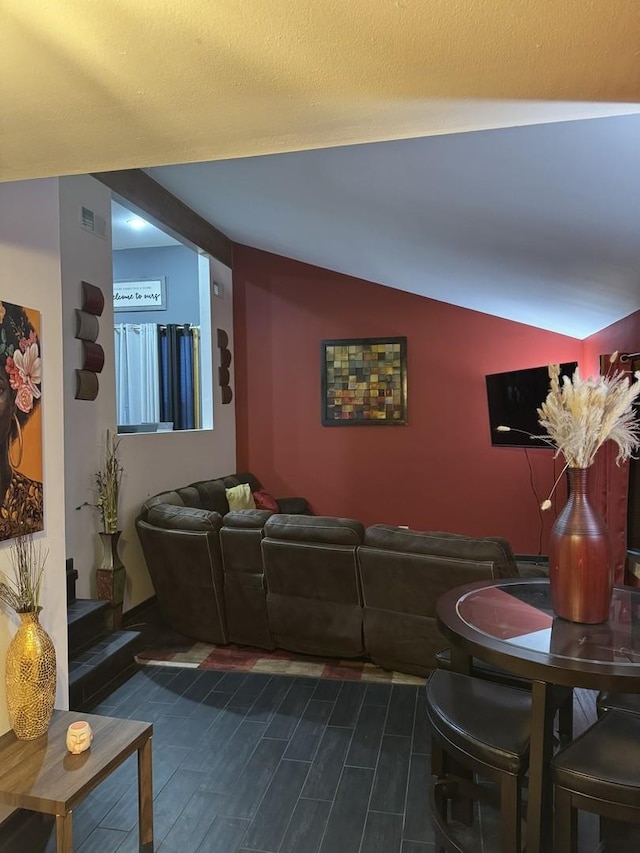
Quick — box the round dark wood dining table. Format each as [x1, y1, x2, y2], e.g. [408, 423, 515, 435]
[436, 577, 640, 853]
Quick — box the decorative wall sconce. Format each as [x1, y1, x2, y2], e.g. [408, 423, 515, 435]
[75, 310, 99, 342]
[75, 370, 99, 401]
[217, 328, 233, 404]
[81, 341, 105, 373]
[74, 281, 104, 400]
[81, 281, 105, 316]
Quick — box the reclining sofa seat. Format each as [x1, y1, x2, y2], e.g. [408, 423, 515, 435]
[136, 472, 310, 643]
[220, 509, 276, 649]
[358, 525, 524, 677]
[136, 498, 227, 644]
[261, 514, 365, 658]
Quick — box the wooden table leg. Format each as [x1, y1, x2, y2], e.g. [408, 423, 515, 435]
[449, 647, 474, 825]
[56, 811, 73, 853]
[450, 646, 472, 675]
[138, 735, 154, 852]
[526, 681, 556, 853]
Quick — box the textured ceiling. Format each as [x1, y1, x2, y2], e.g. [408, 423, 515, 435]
[2, 1, 640, 181]
[3, 1, 640, 338]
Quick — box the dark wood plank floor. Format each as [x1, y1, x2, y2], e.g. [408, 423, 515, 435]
[1, 668, 637, 853]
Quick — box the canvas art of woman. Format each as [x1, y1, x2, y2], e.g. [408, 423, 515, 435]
[0, 301, 43, 540]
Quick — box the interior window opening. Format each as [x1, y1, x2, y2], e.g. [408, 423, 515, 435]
[111, 199, 214, 434]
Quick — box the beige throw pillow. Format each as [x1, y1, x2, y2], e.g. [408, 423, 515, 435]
[225, 483, 256, 511]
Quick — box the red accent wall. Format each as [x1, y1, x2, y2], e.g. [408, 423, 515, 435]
[584, 309, 640, 581]
[583, 309, 640, 373]
[233, 245, 621, 553]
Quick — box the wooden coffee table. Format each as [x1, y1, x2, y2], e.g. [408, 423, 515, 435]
[0, 709, 153, 852]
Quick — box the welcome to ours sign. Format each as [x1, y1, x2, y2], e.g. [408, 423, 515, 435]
[113, 279, 166, 312]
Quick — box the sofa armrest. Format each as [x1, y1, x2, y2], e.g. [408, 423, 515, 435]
[146, 503, 222, 532]
[275, 496, 312, 515]
[515, 554, 549, 578]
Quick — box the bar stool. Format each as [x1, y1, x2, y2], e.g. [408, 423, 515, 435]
[553, 710, 640, 852]
[425, 669, 532, 853]
[597, 690, 640, 717]
[436, 647, 574, 744]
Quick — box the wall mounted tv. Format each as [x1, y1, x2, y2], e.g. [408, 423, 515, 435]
[486, 362, 578, 448]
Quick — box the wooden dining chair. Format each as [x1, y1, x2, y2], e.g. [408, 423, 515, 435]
[596, 691, 640, 717]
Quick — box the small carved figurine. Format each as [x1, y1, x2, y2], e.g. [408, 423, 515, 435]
[66, 720, 93, 754]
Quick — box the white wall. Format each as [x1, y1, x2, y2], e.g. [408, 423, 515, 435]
[59, 177, 237, 611]
[117, 253, 236, 608]
[1, 175, 237, 698]
[60, 176, 117, 599]
[0, 179, 69, 819]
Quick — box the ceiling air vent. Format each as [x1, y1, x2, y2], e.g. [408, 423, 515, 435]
[80, 206, 106, 239]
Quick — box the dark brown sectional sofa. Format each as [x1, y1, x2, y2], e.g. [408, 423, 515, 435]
[136, 472, 546, 676]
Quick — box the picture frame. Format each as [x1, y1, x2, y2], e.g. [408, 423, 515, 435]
[0, 301, 44, 539]
[321, 336, 407, 426]
[113, 278, 166, 312]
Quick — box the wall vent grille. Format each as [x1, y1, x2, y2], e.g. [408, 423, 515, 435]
[80, 206, 106, 239]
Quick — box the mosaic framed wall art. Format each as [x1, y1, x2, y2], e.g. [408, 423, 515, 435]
[321, 336, 408, 426]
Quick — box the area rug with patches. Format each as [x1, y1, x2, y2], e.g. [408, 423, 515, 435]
[136, 641, 424, 686]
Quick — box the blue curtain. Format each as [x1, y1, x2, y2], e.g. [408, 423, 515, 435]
[179, 326, 195, 430]
[159, 324, 196, 430]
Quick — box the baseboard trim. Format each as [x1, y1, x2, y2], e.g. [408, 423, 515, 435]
[122, 595, 157, 628]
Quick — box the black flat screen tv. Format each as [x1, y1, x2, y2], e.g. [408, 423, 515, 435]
[486, 362, 578, 448]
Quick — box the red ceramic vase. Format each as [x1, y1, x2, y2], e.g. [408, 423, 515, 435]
[549, 467, 612, 623]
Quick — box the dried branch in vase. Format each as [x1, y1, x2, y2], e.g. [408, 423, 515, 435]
[76, 429, 124, 533]
[0, 524, 48, 614]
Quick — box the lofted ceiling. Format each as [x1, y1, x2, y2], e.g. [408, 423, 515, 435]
[148, 114, 640, 339]
[3, 1, 640, 337]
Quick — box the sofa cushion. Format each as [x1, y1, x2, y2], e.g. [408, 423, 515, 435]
[264, 514, 364, 546]
[275, 496, 311, 515]
[189, 479, 229, 514]
[253, 489, 279, 512]
[364, 525, 519, 578]
[175, 485, 204, 508]
[226, 483, 256, 511]
[234, 472, 263, 493]
[140, 490, 185, 518]
[146, 504, 222, 532]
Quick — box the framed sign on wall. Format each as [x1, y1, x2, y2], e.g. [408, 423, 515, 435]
[113, 278, 166, 312]
[321, 336, 408, 426]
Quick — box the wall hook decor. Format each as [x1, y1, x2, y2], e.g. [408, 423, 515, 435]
[75, 369, 99, 401]
[74, 281, 104, 400]
[217, 328, 233, 404]
[81, 281, 105, 316]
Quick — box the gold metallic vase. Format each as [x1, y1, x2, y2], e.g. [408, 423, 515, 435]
[5, 609, 56, 739]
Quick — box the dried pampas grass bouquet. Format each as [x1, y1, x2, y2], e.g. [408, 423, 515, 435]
[536, 363, 640, 509]
[538, 363, 640, 468]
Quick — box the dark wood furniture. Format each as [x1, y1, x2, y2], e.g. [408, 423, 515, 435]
[0, 710, 153, 853]
[553, 709, 640, 852]
[426, 668, 532, 853]
[437, 578, 640, 853]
